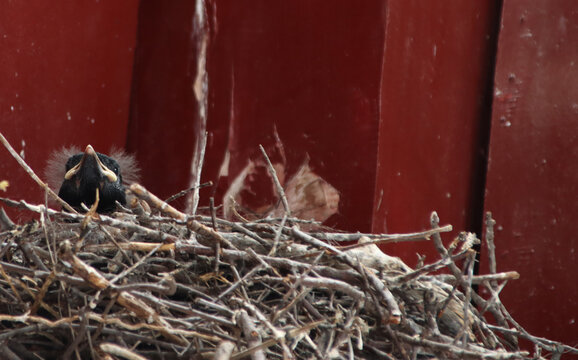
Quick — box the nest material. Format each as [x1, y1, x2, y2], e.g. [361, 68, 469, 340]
[0, 185, 575, 360]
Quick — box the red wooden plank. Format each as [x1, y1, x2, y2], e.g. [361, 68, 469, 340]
[0, 1, 139, 219]
[127, 1, 201, 203]
[131, 2, 501, 249]
[207, 1, 386, 231]
[373, 1, 500, 264]
[130, 1, 387, 230]
[484, 0, 578, 346]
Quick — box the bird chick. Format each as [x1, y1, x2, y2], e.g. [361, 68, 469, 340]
[46, 145, 139, 213]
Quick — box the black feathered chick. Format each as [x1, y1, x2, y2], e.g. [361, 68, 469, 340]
[46, 145, 139, 213]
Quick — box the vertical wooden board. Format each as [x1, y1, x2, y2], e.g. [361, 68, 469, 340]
[373, 1, 500, 265]
[202, 1, 386, 232]
[0, 1, 139, 218]
[484, 0, 578, 345]
[127, 1, 202, 203]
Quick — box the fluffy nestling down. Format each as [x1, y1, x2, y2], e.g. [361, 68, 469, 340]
[45, 145, 139, 213]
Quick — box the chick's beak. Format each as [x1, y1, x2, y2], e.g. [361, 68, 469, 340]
[64, 145, 118, 182]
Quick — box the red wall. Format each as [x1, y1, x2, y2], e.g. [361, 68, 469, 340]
[127, 1, 200, 205]
[0, 0, 576, 350]
[373, 1, 500, 263]
[129, 1, 387, 226]
[0, 1, 139, 220]
[483, 0, 578, 346]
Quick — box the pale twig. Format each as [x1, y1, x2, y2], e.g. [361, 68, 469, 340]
[424, 271, 520, 285]
[268, 213, 287, 256]
[337, 225, 453, 250]
[236, 298, 294, 359]
[214, 341, 235, 360]
[0, 208, 15, 230]
[393, 248, 471, 284]
[235, 309, 266, 360]
[457, 252, 475, 347]
[310, 225, 452, 242]
[259, 275, 365, 301]
[109, 243, 164, 285]
[0, 132, 78, 214]
[486, 325, 578, 356]
[165, 181, 213, 204]
[259, 144, 291, 217]
[210, 197, 221, 272]
[485, 212, 498, 289]
[99, 342, 148, 360]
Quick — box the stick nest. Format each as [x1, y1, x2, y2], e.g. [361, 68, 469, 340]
[0, 187, 575, 360]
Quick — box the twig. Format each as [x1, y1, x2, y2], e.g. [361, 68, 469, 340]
[165, 181, 213, 204]
[338, 225, 453, 250]
[268, 213, 287, 256]
[393, 248, 471, 284]
[99, 343, 148, 360]
[210, 197, 221, 273]
[235, 309, 266, 360]
[214, 341, 235, 360]
[486, 325, 578, 355]
[0, 208, 15, 230]
[109, 243, 163, 285]
[0, 132, 78, 214]
[429, 271, 519, 285]
[485, 212, 498, 289]
[259, 144, 291, 217]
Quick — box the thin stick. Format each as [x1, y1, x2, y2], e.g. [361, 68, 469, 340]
[338, 225, 453, 250]
[268, 213, 287, 256]
[214, 341, 235, 360]
[485, 212, 499, 290]
[165, 181, 213, 203]
[210, 197, 221, 273]
[0, 132, 78, 214]
[0, 208, 15, 230]
[259, 144, 291, 217]
[235, 309, 266, 360]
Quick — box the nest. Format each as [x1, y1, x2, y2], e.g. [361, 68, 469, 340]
[0, 134, 576, 359]
[1, 186, 576, 360]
